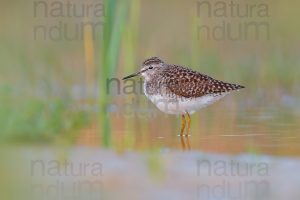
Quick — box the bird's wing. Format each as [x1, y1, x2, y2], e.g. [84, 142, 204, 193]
[164, 65, 243, 98]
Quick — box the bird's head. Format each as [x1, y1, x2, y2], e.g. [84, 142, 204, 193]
[122, 57, 165, 81]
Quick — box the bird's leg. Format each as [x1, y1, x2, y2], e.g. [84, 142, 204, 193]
[180, 114, 186, 136]
[185, 112, 191, 136]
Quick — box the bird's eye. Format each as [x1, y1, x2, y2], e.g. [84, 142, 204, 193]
[149, 66, 153, 69]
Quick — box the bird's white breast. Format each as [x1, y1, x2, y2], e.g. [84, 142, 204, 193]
[144, 83, 228, 115]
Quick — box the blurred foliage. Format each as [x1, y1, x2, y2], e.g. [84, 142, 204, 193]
[0, 0, 300, 147]
[147, 150, 165, 181]
[99, 0, 131, 146]
[0, 85, 88, 142]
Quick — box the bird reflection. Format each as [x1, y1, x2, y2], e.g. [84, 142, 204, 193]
[180, 135, 191, 151]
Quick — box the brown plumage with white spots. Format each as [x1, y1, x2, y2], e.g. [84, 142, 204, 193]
[123, 57, 244, 136]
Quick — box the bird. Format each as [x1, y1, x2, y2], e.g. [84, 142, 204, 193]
[122, 57, 244, 136]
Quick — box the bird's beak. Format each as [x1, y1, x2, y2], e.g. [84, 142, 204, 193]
[122, 71, 142, 80]
[122, 70, 146, 80]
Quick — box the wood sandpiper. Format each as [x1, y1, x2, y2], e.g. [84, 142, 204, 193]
[123, 57, 244, 136]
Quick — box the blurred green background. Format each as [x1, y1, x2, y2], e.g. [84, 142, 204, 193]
[1, 1, 300, 200]
[0, 0, 299, 155]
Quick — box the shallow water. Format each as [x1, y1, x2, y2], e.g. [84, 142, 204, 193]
[78, 100, 300, 157]
[2, 99, 300, 200]
[2, 146, 300, 200]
